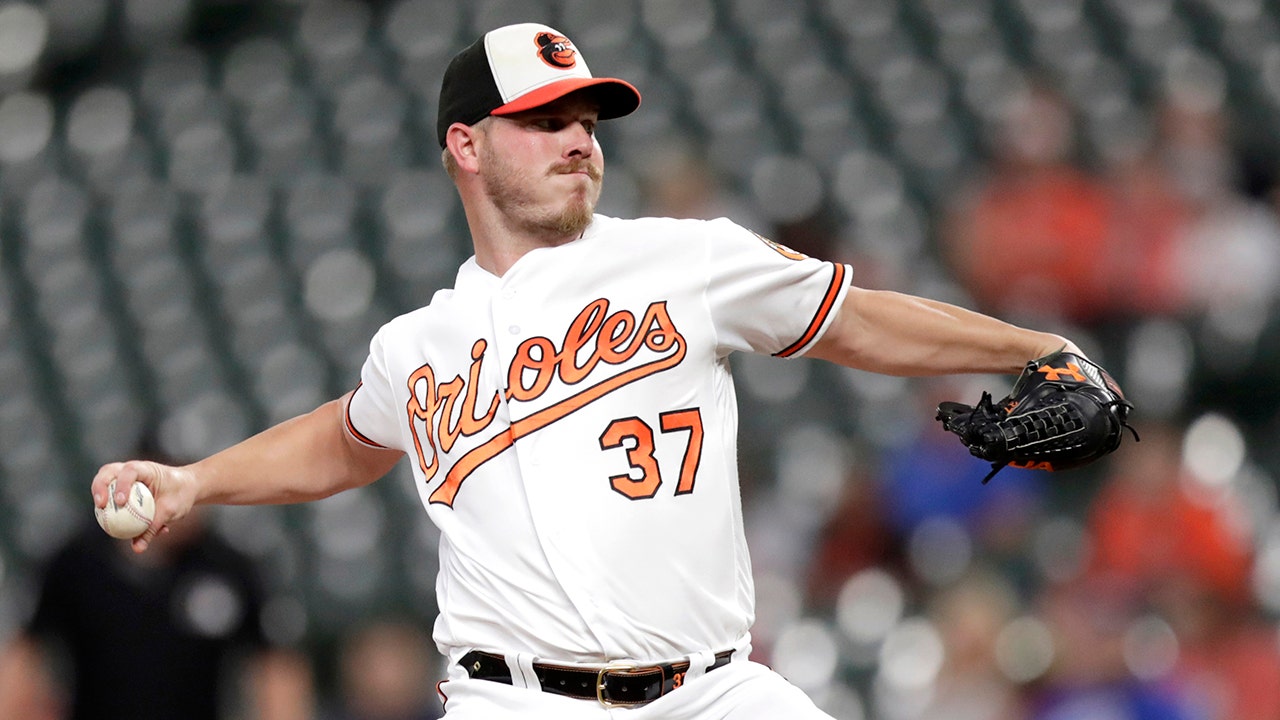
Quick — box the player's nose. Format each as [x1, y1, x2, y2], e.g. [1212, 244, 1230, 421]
[563, 121, 595, 158]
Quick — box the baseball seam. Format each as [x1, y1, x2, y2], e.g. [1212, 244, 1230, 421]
[118, 488, 152, 530]
[124, 502, 151, 527]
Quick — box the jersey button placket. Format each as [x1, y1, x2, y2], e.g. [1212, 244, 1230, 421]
[493, 282, 536, 467]
[491, 287, 517, 349]
[499, 287, 520, 334]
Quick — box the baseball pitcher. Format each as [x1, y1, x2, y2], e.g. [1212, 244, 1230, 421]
[93, 22, 1132, 719]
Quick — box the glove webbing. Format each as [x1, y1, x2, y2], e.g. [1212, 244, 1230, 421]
[981, 398, 1139, 485]
[1001, 404, 1087, 449]
[981, 403, 1087, 485]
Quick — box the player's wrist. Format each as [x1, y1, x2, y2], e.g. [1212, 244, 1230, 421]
[1032, 335, 1082, 362]
[179, 463, 213, 508]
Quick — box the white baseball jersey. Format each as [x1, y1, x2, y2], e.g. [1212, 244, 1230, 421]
[345, 215, 851, 665]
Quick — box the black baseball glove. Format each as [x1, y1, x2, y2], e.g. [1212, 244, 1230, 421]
[936, 350, 1138, 484]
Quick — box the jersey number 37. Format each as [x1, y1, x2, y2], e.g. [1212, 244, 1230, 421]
[599, 408, 703, 500]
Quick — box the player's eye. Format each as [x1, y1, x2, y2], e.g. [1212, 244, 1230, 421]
[528, 117, 596, 135]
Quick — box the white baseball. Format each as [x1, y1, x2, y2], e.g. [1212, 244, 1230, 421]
[95, 478, 156, 539]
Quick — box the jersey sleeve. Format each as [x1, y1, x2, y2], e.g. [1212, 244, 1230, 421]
[345, 326, 403, 451]
[702, 218, 851, 357]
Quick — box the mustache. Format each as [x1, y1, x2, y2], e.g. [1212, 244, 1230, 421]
[552, 161, 602, 182]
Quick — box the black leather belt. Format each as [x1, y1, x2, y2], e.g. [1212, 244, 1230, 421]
[459, 649, 735, 707]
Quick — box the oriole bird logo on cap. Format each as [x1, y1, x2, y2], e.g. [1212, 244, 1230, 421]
[536, 31, 577, 69]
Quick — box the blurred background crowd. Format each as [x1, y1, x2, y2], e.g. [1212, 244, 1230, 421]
[1, 0, 1279, 718]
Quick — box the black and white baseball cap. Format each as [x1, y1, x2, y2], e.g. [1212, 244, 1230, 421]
[436, 23, 641, 147]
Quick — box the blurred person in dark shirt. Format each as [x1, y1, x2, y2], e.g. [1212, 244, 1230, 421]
[0, 440, 314, 720]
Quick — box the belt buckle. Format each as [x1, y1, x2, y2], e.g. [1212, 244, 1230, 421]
[595, 662, 637, 707]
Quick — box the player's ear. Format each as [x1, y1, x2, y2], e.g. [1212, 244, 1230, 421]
[445, 123, 482, 175]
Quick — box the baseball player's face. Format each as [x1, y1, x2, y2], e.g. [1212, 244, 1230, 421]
[478, 94, 604, 239]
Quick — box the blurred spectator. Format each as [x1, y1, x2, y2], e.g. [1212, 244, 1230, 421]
[918, 569, 1023, 720]
[1086, 422, 1253, 607]
[0, 511, 314, 720]
[804, 464, 894, 612]
[878, 378, 1047, 582]
[1156, 90, 1280, 425]
[322, 618, 442, 720]
[1024, 576, 1207, 720]
[0, 438, 313, 720]
[635, 143, 728, 220]
[942, 81, 1114, 326]
[1086, 421, 1278, 720]
[633, 141, 768, 231]
[1157, 94, 1280, 320]
[1156, 574, 1280, 720]
[880, 430, 1045, 548]
[1098, 117, 1195, 319]
[0, 634, 58, 720]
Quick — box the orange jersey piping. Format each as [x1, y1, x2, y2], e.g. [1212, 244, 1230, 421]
[774, 262, 849, 358]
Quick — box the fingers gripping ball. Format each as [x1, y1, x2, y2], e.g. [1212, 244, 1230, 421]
[95, 479, 156, 539]
[936, 350, 1139, 484]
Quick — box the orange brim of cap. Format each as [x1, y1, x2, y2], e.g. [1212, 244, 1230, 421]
[490, 77, 641, 120]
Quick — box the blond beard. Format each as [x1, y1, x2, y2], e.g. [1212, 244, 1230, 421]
[479, 145, 602, 240]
